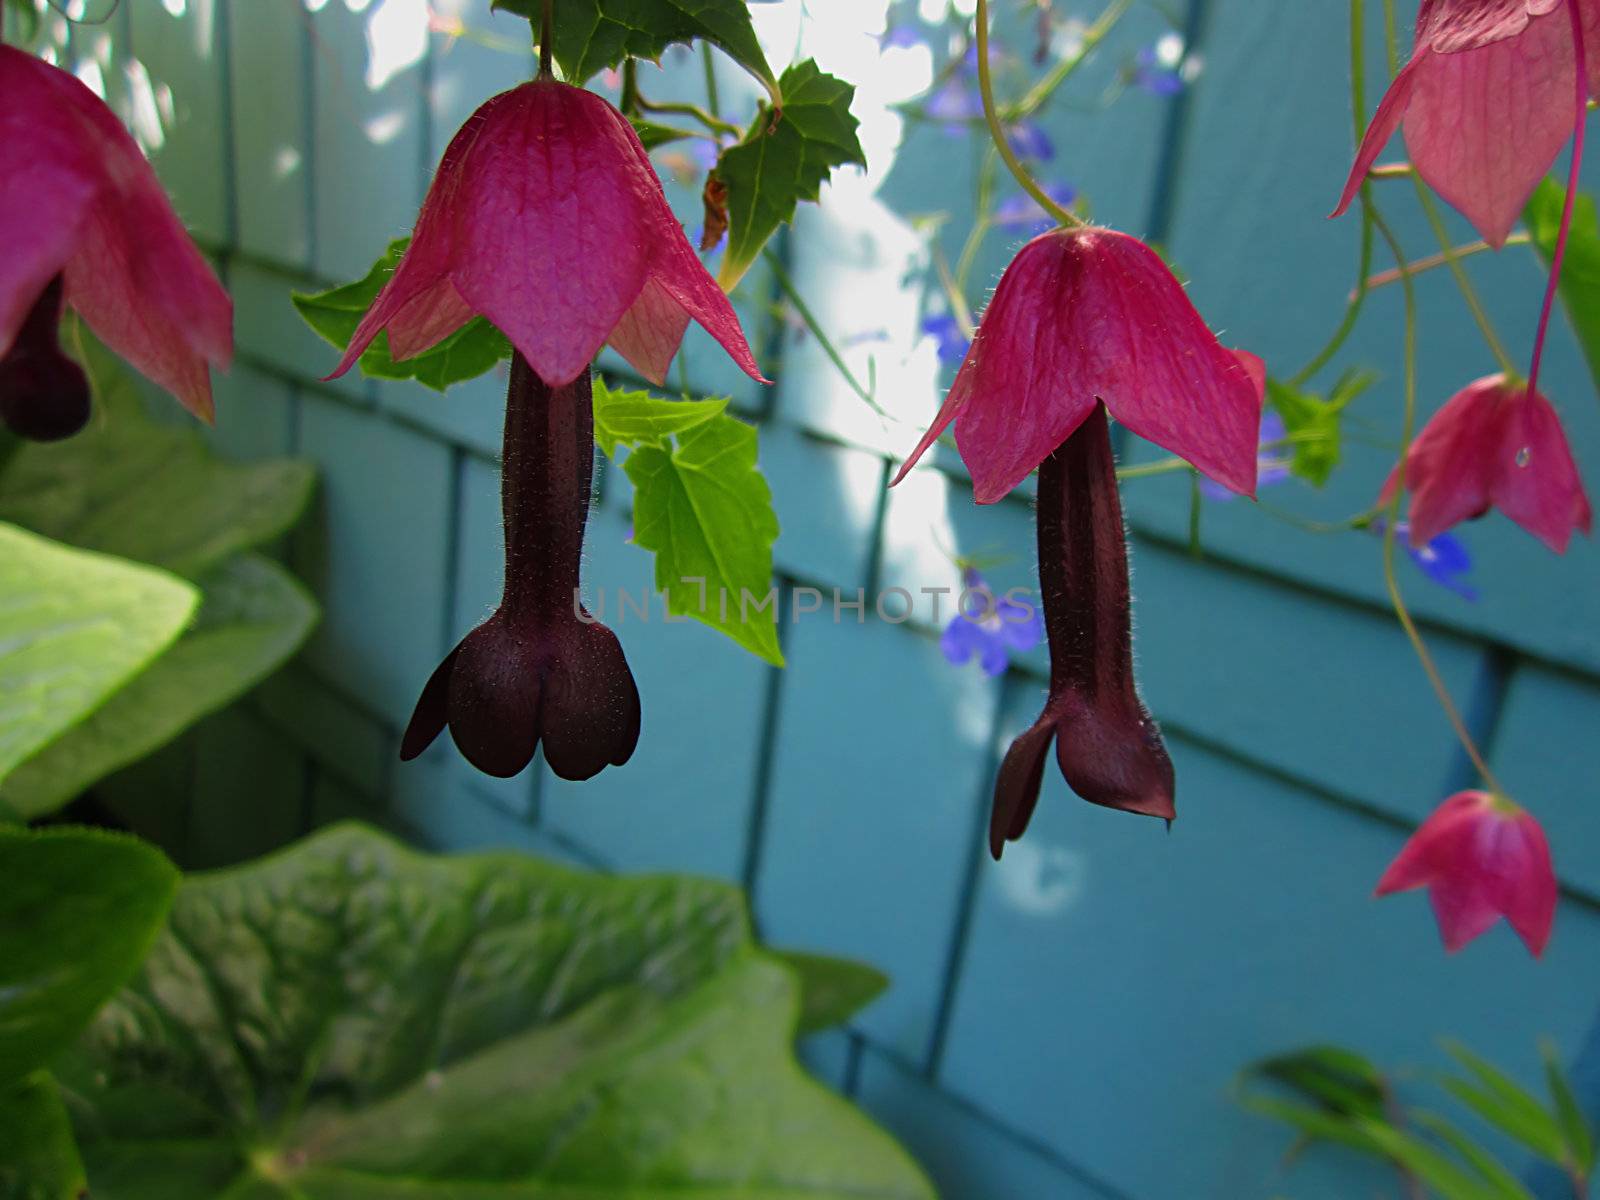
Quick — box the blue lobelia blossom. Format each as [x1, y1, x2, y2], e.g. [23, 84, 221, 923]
[1372, 519, 1479, 602]
[1200, 410, 1290, 500]
[993, 183, 1079, 237]
[922, 312, 972, 366]
[942, 567, 1044, 676]
[1133, 44, 1184, 96]
[881, 24, 924, 50]
[1006, 120, 1054, 162]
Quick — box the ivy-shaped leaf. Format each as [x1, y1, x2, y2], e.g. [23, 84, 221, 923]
[713, 59, 866, 288]
[621, 406, 784, 666]
[593, 375, 728, 455]
[0, 555, 318, 822]
[494, 0, 779, 101]
[0, 335, 316, 580]
[1526, 178, 1600, 396]
[0, 524, 197, 788]
[775, 950, 889, 1036]
[57, 823, 932, 1199]
[293, 239, 511, 392]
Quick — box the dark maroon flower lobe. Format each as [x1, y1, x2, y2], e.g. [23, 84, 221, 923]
[990, 403, 1174, 859]
[401, 355, 640, 780]
[0, 275, 90, 442]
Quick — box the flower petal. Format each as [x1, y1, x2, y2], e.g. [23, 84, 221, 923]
[1404, 10, 1576, 247]
[1389, 376, 1502, 546]
[990, 715, 1056, 859]
[1333, 51, 1426, 221]
[1416, 0, 1559, 53]
[607, 276, 692, 387]
[1491, 386, 1593, 552]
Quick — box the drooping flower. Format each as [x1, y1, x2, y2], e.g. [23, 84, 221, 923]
[0, 45, 232, 439]
[894, 226, 1263, 854]
[1378, 374, 1592, 553]
[327, 79, 764, 391]
[941, 567, 1043, 676]
[893, 227, 1264, 503]
[1200, 410, 1291, 501]
[402, 357, 641, 780]
[1376, 790, 1557, 956]
[370, 79, 764, 784]
[1332, 0, 1600, 247]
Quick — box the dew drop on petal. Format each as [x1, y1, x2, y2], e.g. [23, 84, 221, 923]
[1515, 446, 1532, 468]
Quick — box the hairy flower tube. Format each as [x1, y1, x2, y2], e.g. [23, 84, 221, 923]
[0, 45, 232, 439]
[894, 227, 1263, 854]
[1376, 790, 1557, 956]
[1378, 374, 1592, 552]
[401, 356, 640, 781]
[327, 78, 764, 391]
[1333, 0, 1600, 247]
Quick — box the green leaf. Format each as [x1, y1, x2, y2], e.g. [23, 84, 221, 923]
[293, 239, 511, 392]
[60, 823, 933, 1200]
[1442, 1041, 1570, 1166]
[1541, 1038, 1596, 1174]
[2, 0, 40, 46]
[714, 60, 866, 289]
[494, 0, 778, 99]
[0, 555, 318, 821]
[624, 411, 784, 665]
[1356, 1120, 1511, 1200]
[1409, 1111, 1536, 1200]
[632, 117, 698, 151]
[1245, 1044, 1389, 1121]
[593, 375, 728, 457]
[0, 524, 198, 788]
[0, 338, 316, 579]
[1526, 178, 1600, 395]
[1239, 1094, 1384, 1155]
[1265, 370, 1369, 488]
[0, 1072, 87, 1200]
[0, 826, 178, 1081]
[776, 951, 890, 1036]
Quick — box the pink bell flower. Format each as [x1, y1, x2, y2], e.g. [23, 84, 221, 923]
[1378, 374, 1592, 553]
[1332, 0, 1600, 248]
[1376, 790, 1558, 956]
[326, 79, 764, 390]
[891, 227, 1263, 503]
[893, 226, 1262, 853]
[0, 46, 232, 437]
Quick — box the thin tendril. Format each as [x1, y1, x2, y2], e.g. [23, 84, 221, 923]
[1528, 0, 1590, 398]
[1371, 202, 1507, 798]
[1412, 183, 1518, 377]
[974, 0, 1082, 230]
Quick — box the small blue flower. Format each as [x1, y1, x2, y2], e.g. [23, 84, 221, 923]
[1006, 120, 1055, 162]
[881, 24, 924, 50]
[1200, 411, 1290, 500]
[922, 313, 972, 366]
[1371, 520, 1479, 601]
[1134, 44, 1184, 96]
[993, 183, 1079, 237]
[942, 568, 1043, 676]
[927, 78, 983, 132]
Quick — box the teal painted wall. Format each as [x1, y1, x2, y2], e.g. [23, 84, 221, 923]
[72, 2, 1600, 1197]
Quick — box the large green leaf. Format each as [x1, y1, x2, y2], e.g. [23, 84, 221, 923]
[713, 60, 865, 288]
[0, 1073, 86, 1200]
[0, 555, 318, 821]
[494, 0, 778, 99]
[0, 826, 179, 1081]
[0, 524, 197, 788]
[59, 824, 932, 1199]
[776, 950, 889, 1036]
[1526, 178, 1600, 395]
[623, 409, 784, 665]
[293, 239, 512, 393]
[0, 339, 315, 580]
